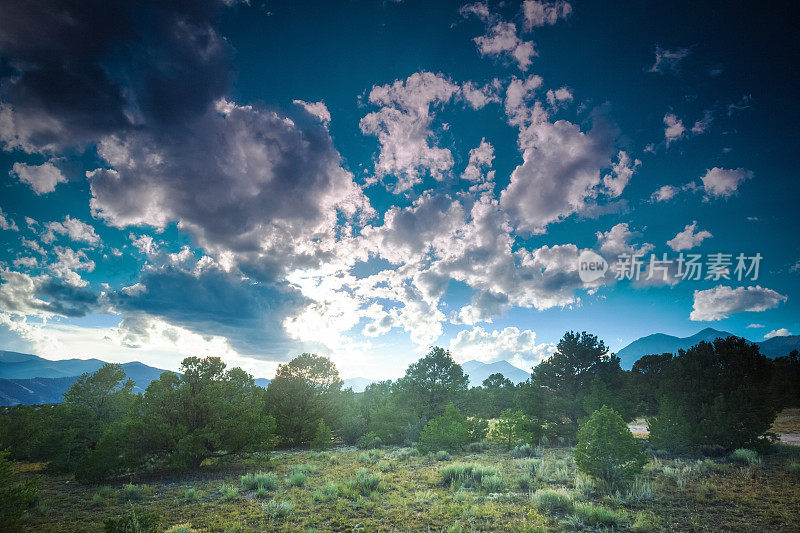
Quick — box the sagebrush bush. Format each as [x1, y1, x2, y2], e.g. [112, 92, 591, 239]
[532, 488, 573, 512]
[184, 488, 201, 502]
[467, 441, 486, 453]
[351, 468, 381, 494]
[730, 448, 760, 465]
[263, 500, 292, 519]
[571, 502, 628, 526]
[510, 443, 536, 458]
[788, 462, 800, 476]
[440, 462, 498, 489]
[479, 473, 505, 492]
[121, 483, 147, 502]
[103, 506, 160, 533]
[574, 406, 646, 488]
[313, 481, 339, 502]
[435, 450, 451, 461]
[0, 449, 38, 530]
[219, 483, 239, 501]
[288, 472, 307, 487]
[241, 471, 277, 491]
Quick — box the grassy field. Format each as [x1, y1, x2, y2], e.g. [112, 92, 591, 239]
[16, 439, 800, 532]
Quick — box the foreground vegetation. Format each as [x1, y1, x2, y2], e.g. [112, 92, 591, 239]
[1, 331, 798, 530]
[10, 439, 800, 532]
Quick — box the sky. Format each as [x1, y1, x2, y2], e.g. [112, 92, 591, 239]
[0, 0, 798, 380]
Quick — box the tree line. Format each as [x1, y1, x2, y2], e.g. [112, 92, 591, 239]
[1, 332, 797, 483]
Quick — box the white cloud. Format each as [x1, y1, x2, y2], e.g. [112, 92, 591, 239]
[360, 72, 459, 193]
[293, 100, 331, 125]
[48, 247, 95, 287]
[664, 113, 685, 146]
[650, 181, 698, 202]
[648, 46, 690, 74]
[461, 138, 495, 182]
[449, 325, 554, 368]
[747, 323, 764, 328]
[473, 22, 536, 71]
[10, 161, 66, 194]
[700, 167, 753, 198]
[666, 221, 712, 251]
[44, 215, 101, 246]
[691, 110, 713, 134]
[461, 80, 502, 109]
[690, 285, 787, 321]
[545, 87, 573, 108]
[522, 0, 572, 29]
[0, 207, 18, 231]
[602, 151, 641, 198]
[764, 328, 792, 339]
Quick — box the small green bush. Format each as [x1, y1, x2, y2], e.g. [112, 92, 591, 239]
[510, 444, 536, 458]
[356, 432, 382, 449]
[467, 441, 486, 453]
[440, 462, 498, 489]
[184, 488, 202, 502]
[121, 483, 147, 502]
[631, 511, 657, 532]
[532, 488, 573, 512]
[435, 450, 451, 461]
[313, 481, 339, 502]
[730, 448, 760, 465]
[480, 473, 505, 492]
[103, 506, 160, 533]
[570, 502, 628, 526]
[788, 462, 800, 476]
[241, 471, 278, 491]
[417, 403, 470, 454]
[490, 409, 535, 449]
[263, 499, 293, 519]
[219, 483, 239, 501]
[288, 472, 307, 487]
[351, 468, 381, 495]
[574, 406, 646, 488]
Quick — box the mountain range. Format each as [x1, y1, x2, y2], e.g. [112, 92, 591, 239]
[615, 327, 800, 369]
[461, 359, 530, 386]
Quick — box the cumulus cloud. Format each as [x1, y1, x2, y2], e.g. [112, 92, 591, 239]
[293, 100, 331, 125]
[43, 215, 101, 246]
[602, 151, 641, 198]
[648, 46, 690, 74]
[747, 323, 764, 328]
[461, 80, 502, 109]
[764, 328, 792, 339]
[690, 285, 787, 321]
[666, 221, 712, 251]
[700, 167, 753, 198]
[500, 77, 617, 233]
[449, 326, 554, 368]
[0, 268, 98, 318]
[474, 21, 536, 71]
[691, 110, 713, 134]
[522, 0, 572, 29]
[360, 72, 459, 193]
[664, 113, 685, 146]
[0, 208, 18, 231]
[461, 139, 495, 183]
[10, 162, 67, 194]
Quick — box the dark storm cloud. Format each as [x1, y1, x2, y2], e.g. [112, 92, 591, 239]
[0, 0, 232, 152]
[109, 265, 308, 357]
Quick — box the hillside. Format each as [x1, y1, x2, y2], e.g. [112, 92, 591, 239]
[461, 359, 530, 387]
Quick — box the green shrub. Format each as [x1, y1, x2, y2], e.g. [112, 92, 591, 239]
[241, 471, 277, 491]
[121, 483, 147, 502]
[467, 418, 490, 441]
[0, 449, 38, 530]
[356, 432, 382, 449]
[184, 488, 202, 502]
[219, 483, 239, 501]
[570, 502, 628, 526]
[103, 506, 160, 533]
[351, 468, 381, 495]
[263, 499, 293, 519]
[479, 473, 505, 492]
[357, 449, 381, 463]
[510, 444, 536, 458]
[417, 403, 470, 454]
[490, 409, 535, 449]
[310, 419, 333, 450]
[788, 462, 800, 476]
[440, 462, 498, 489]
[288, 472, 307, 487]
[631, 511, 657, 532]
[730, 448, 760, 465]
[313, 481, 339, 502]
[574, 406, 646, 488]
[532, 488, 573, 512]
[377, 459, 396, 472]
[467, 441, 486, 453]
[396, 447, 418, 460]
[435, 450, 451, 461]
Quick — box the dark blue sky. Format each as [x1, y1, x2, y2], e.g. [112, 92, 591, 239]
[0, 0, 797, 379]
